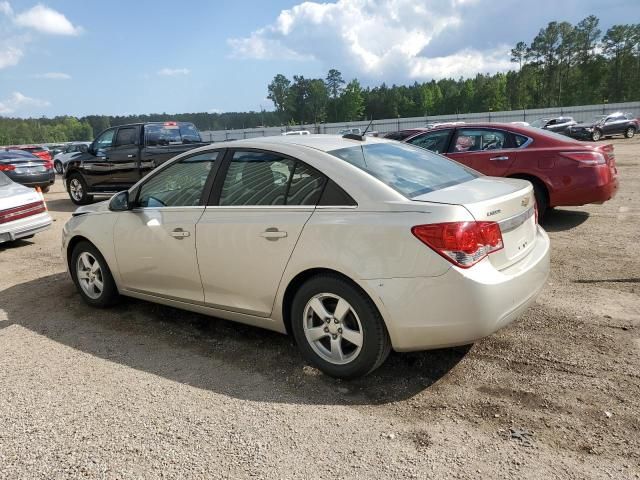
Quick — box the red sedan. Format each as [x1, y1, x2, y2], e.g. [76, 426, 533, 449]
[392, 123, 619, 217]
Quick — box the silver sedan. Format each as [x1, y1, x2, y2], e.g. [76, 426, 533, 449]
[62, 135, 550, 378]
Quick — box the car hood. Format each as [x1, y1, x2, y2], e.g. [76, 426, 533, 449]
[72, 200, 111, 216]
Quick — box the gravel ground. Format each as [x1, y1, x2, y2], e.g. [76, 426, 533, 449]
[1, 138, 639, 479]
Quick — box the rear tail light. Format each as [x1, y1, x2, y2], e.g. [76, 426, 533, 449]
[0, 201, 46, 224]
[44, 159, 53, 170]
[411, 221, 504, 268]
[561, 151, 605, 166]
[0, 164, 16, 171]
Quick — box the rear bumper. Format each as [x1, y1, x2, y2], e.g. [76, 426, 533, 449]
[549, 166, 619, 207]
[0, 212, 52, 243]
[6, 170, 55, 188]
[367, 226, 550, 351]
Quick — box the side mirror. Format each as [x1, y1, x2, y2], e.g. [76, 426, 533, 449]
[109, 191, 132, 211]
[79, 144, 89, 153]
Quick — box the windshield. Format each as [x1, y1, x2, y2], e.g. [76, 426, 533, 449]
[530, 119, 548, 128]
[328, 142, 478, 198]
[145, 123, 202, 146]
[0, 150, 39, 160]
[589, 115, 606, 124]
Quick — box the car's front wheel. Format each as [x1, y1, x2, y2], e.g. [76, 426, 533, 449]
[67, 173, 93, 205]
[625, 127, 636, 139]
[70, 241, 119, 307]
[591, 129, 602, 141]
[291, 274, 391, 379]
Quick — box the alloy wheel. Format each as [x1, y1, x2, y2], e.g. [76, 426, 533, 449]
[76, 252, 104, 300]
[303, 293, 363, 365]
[626, 127, 635, 138]
[69, 178, 84, 201]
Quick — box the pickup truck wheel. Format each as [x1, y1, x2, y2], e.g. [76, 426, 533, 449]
[625, 127, 636, 139]
[67, 174, 93, 205]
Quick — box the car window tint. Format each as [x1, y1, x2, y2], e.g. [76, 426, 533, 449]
[95, 129, 116, 149]
[454, 129, 507, 152]
[115, 127, 137, 147]
[286, 161, 326, 206]
[138, 152, 219, 208]
[329, 142, 478, 198]
[220, 151, 294, 206]
[407, 130, 451, 154]
[145, 123, 202, 146]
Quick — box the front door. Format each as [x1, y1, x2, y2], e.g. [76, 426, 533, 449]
[83, 127, 116, 190]
[106, 125, 141, 190]
[447, 128, 517, 176]
[113, 151, 221, 302]
[196, 149, 326, 317]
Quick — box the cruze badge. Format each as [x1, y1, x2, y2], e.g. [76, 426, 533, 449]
[521, 197, 530, 207]
[487, 209, 501, 216]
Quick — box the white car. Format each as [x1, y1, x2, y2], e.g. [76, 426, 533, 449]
[0, 172, 52, 244]
[281, 130, 311, 136]
[62, 135, 550, 378]
[53, 142, 91, 174]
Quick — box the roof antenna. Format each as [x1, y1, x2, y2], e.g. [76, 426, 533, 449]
[342, 116, 374, 141]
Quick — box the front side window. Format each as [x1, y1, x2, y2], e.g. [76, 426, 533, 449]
[115, 127, 138, 147]
[407, 130, 452, 154]
[137, 152, 219, 208]
[329, 142, 478, 198]
[452, 129, 508, 152]
[95, 129, 116, 150]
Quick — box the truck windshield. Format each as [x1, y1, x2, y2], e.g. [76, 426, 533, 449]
[145, 123, 202, 146]
[328, 142, 478, 198]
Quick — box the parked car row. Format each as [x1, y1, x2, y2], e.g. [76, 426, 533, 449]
[0, 149, 55, 192]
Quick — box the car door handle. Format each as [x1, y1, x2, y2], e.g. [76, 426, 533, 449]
[490, 156, 510, 161]
[170, 228, 191, 239]
[260, 228, 288, 240]
[127, 154, 135, 158]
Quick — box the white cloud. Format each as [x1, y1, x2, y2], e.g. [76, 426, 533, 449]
[0, 1, 12, 16]
[14, 4, 82, 36]
[157, 67, 190, 76]
[33, 71, 71, 79]
[0, 91, 50, 114]
[0, 43, 22, 68]
[227, 0, 512, 81]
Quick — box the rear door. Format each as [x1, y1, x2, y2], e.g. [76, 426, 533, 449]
[106, 125, 141, 189]
[446, 127, 517, 176]
[196, 149, 326, 316]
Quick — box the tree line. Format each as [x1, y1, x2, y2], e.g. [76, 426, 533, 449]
[0, 15, 638, 145]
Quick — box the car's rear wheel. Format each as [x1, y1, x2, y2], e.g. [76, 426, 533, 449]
[591, 129, 602, 141]
[54, 160, 63, 174]
[67, 173, 93, 205]
[533, 182, 548, 222]
[70, 241, 119, 307]
[625, 127, 636, 139]
[291, 274, 391, 379]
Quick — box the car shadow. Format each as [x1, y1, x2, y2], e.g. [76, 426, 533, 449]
[45, 198, 78, 213]
[0, 273, 470, 406]
[0, 238, 34, 251]
[542, 208, 590, 232]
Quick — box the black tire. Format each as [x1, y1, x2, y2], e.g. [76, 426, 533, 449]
[41, 186, 50, 193]
[291, 274, 391, 379]
[67, 173, 94, 205]
[54, 160, 63, 174]
[533, 182, 548, 222]
[70, 241, 120, 308]
[625, 127, 636, 139]
[591, 129, 602, 142]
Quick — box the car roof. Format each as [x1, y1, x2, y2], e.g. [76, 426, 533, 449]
[216, 134, 395, 153]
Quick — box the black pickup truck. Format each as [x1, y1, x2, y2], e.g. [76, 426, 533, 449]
[63, 122, 208, 204]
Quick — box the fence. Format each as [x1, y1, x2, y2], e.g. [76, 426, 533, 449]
[199, 101, 640, 142]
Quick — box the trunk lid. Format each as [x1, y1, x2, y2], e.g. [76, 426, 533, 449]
[413, 177, 537, 269]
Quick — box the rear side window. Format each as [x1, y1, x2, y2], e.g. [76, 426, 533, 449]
[115, 127, 138, 147]
[329, 142, 478, 198]
[453, 129, 508, 152]
[145, 123, 202, 146]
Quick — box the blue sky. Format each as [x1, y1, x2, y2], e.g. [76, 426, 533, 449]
[0, 0, 638, 118]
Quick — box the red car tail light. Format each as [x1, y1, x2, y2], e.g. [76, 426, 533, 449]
[561, 151, 605, 166]
[0, 201, 46, 224]
[411, 221, 504, 268]
[0, 164, 16, 171]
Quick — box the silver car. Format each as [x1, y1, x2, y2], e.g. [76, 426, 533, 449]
[62, 135, 550, 378]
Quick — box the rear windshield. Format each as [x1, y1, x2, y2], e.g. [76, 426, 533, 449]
[0, 150, 39, 160]
[145, 123, 202, 146]
[328, 142, 478, 198]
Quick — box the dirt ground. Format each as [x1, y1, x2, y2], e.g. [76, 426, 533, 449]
[1, 138, 638, 480]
